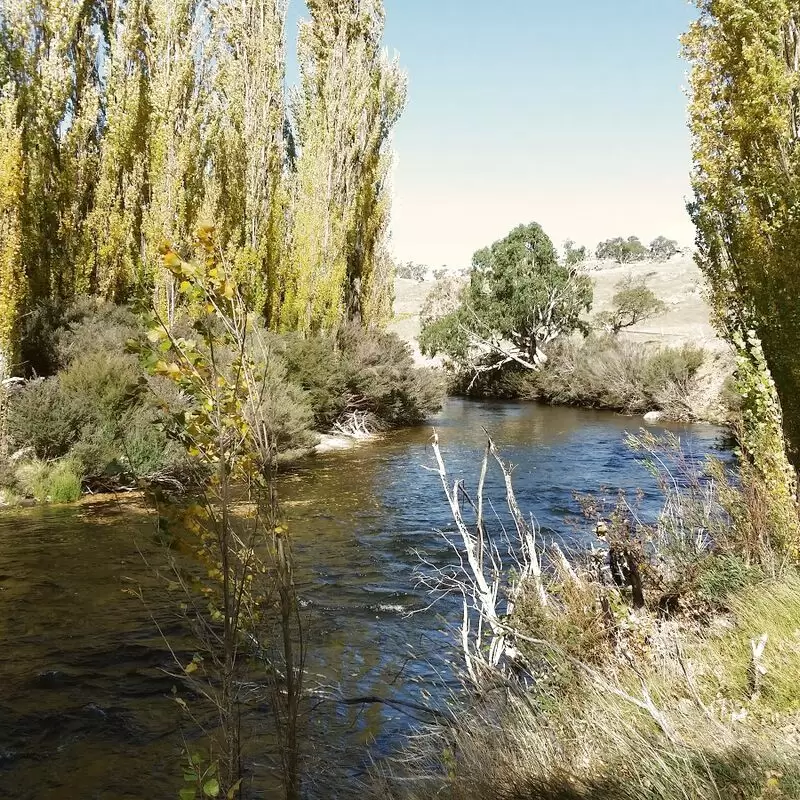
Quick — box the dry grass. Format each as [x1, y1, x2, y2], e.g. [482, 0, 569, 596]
[369, 577, 800, 800]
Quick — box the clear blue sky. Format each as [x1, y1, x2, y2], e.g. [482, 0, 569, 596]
[287, 1, 697, 267]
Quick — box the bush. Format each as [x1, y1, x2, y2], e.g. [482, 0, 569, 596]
[15, 457, 83, 504]
[17, 296, 141, 377]
[6, 378, 86, 459]
[283, 325, 444, 432]
[501, 335, 706, 418]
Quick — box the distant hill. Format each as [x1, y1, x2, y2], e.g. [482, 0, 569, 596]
[389, 255, 726, 363]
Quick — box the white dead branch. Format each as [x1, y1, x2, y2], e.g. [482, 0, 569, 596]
[423, 429, 548, 683]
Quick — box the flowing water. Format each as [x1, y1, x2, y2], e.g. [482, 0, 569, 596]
[0, 399, 728, 799]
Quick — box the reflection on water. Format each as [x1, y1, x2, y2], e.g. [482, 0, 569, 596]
[0, 398, 727, 798]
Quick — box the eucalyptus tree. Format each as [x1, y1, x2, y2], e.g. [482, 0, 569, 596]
[420, 223, 593, 386]
[287, 0, 406, 332]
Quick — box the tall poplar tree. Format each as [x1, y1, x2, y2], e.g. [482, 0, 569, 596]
[287, 0, 405, 332]
[685, 1, 800, 542]
[209, 0, 289, 324]
[0, 88, 25, 379]
[82, 0, 150, 299]
[143, 0, 208, 317]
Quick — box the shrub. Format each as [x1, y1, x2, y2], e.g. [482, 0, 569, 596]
[17, 296, 141, 377]
[15, 457, 83, 504]
[55, 297, 140, 367]
[6, 377, 86, 459]
[283, 325, 444, 432]
[482, 335, 707, 419]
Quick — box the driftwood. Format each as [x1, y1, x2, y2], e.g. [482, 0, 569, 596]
[423, 429, 548, 683]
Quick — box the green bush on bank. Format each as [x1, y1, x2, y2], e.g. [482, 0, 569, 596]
[1, 298, 443, 503]
[457, 335, 706, 419]
[282, 323, 444, 431]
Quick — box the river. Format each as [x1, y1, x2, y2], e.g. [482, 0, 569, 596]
[0, 399, 728, 799]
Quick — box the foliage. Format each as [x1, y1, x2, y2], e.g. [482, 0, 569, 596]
[595, 236, 648, 263]
[595, 273, 667, 334]
[0, 0, 402, 340]
[469, 335, 706, 419]
[562, 239, 587, 266]
[726, 332, 800, 557]
[140, 229, 304, 798]
[15, 457, 83, 504]
[420, 222, 593, 385]
[396, 261, 426, 281]
[282, 324, 444, 431]
[684, 1, 800, 473]
[649, 235, 679, 261]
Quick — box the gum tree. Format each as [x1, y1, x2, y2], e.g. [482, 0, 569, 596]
[420, 222, 593, 386]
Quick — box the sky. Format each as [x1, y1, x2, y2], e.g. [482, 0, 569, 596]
[286, 1, 698, 269]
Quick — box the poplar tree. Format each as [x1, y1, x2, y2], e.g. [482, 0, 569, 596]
[82, 0, 150, 299]
[0, 88, 25, 379]
[209, 0, 289, 324]
[143, 0, 208, 317]
[287, 0, 406, 332]
[2, 0, 96, 303]
[685, 1, 800, 544]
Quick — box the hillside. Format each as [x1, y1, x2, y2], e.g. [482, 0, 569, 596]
[390, 254, 726, 358]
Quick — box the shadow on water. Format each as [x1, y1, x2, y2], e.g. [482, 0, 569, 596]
[0, 398, 728, 798]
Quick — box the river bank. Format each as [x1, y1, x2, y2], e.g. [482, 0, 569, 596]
[389, 256, 735, 425]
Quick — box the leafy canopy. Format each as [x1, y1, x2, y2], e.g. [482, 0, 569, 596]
[420, 222, 593, 378]
[595, 274, 667, 334]
[596, 236, 649, 264]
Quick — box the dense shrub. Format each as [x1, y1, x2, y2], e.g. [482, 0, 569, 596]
[7, 300, 442, 500]
[17, 296, 140, 377]
[283, 325, 444, 431]
[6, 378, 86, 459]
[459, 335, 706, 419]
[15, 458, 83, 504]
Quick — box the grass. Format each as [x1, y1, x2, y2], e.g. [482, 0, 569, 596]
[370, 577, 800, 800]
[369, 431, 800, 800]
[702, 577, 800, 713]
[14, 458, 83, 504]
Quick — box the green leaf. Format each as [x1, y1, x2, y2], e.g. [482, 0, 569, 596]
[179, 788, 196, 800]
[202, 778, 220, 798]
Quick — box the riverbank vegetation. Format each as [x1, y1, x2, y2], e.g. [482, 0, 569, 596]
[0, 0, 444, 507]
[0, 289, 441, 504]
[373, 2, 800, 797]
[420, 223, 717, 421]
[372, 426, 800, 800]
